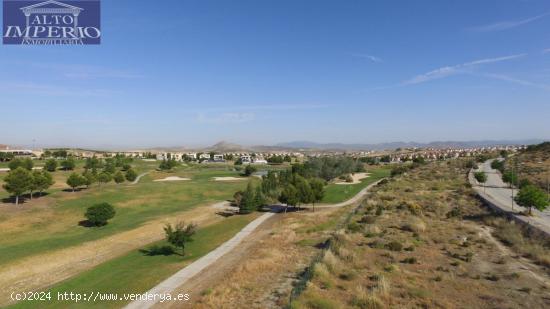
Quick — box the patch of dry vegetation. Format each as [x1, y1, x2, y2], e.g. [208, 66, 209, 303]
[291, 160, 550, 309]
[191, 207, 352, 308]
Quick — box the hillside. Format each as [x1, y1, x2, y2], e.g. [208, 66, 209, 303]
[509, 142, 550, 191]
[291, 160, 550, 308]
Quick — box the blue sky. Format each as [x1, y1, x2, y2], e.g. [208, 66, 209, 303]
[1, 0, 550, 149]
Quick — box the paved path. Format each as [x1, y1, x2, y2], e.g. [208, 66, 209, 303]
[470, 160, 550, 236]
[124, 212, 276, 309]
[125, 178, 385, 309]
[131, 172, 150, 185]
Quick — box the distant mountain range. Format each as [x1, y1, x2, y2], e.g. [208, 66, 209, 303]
[273, 139, 546, 151]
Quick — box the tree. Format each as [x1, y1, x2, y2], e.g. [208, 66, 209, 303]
[61, 158, 76, 171]
[159, 159, 178, 170]
[239, 183, 256, 214]
[103, 162, 116, 174]
[3, 167, 33, 205]
[474, 171, 488, 192]
[253, 186, 266, 211]
[97, 172, 112, 187]
[114, 171, 125, 184]
[279, 184, 299, 213]
[125, 169, 138, 182]
[164, 221, 197, 256]
[515, 185, 549, 215]
[243, 164, 257, 176]
[294, 175, 313, 208]
[66, 172, 85, 192]
[85, 202, 116, 226]
[32, 171, 54, 197]
[9, 158, 33, 171]
[309, 178, 325, 212]
[44, 159, 58, 172]
[82, 171, 96, 188]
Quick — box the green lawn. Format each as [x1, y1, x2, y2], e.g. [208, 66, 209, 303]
[321, 167, 390, 204]
[0, 164, 257, 266]
[9, 212, 259, 309]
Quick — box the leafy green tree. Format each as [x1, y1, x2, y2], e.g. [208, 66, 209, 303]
[294, 175, 314, 208]
[103, 162, 116, 174]
[279, 184, 299, 213]
[97, 172, 112, 187]
[474, 171, 488, 192]
[125, 169, 138, 182]
[502, 171, 518, 186]
[114, 171, 125, 184]
[243, 164, 257, 176]
[44, 159, 58, 172]
[82, 171, 96, 188]
[61, 158, 76, 171]
[309, 178, 326, 212]
[159, 159, 178, 170]
[3, 167, 33, 205]
[85, 157, 102, 170]
[164, 221, 197, 256]
[85, 202, 116, 226]
[253, 186, 266, 211]
[239, 183, 256, 214]
[33, 171, 54, 197]
[66, 172, 85, 192]
[515, 185, 549, 215]
[9, 158, 33, 171]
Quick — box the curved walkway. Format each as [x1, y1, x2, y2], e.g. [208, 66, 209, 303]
[131, 172, 150, 185]
[125, 178, 385, 309]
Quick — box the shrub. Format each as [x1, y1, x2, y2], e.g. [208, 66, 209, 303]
[85, 202, 116, 226]
[386, 241, 403, 252]
[401, 257, 417, 264]
[347, 222, 362, 233]
[145, 245, 175, 256]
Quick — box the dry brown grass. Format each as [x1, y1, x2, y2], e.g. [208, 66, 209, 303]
[192, 207, 349, 309]
[292, 161, 550, 309]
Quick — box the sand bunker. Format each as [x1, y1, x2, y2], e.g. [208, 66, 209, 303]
[213, 177, 246, 181]
[154, 176, 191, 182]
[335, 172, 370, 185]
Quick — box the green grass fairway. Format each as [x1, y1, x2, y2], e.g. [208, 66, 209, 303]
[9, 212, 260, 309]
[0, 164, 257, 266]
[321, 167, 390, 204]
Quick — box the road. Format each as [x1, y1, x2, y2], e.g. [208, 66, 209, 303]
[472, 160, 550, 235]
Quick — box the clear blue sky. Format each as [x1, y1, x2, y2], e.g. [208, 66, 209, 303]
[1, 0, 549, 149]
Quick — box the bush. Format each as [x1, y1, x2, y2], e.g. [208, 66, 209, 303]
[85, 202, 116, 226]
[144, 245, 175, 256]
[125, 169, 138, 182]
[347, 222, 362, 233]
[386, 241, 403, 252]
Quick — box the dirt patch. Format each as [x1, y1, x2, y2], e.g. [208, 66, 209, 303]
[335, 172, 370, 185]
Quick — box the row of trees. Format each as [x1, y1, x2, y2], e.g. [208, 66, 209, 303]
[66, 168, 137, 191]
[2, 168, 54, 205]
[266, 155, 292, 164]
[0, 152, 15, 162]
[292, 157, 364, 181]
[234, 169, 326, 214]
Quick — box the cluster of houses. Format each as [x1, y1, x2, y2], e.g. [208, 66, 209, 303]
[0, 143, 526, 164]
[380, 145, 524, 163]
